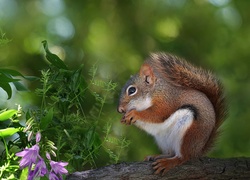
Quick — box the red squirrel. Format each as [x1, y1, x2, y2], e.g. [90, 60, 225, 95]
[117, 53, 226, 175]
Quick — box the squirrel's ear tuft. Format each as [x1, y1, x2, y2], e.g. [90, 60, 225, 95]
[139, 64, 156, 85]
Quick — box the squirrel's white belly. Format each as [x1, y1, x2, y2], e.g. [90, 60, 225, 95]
[135, 108, 194, 157]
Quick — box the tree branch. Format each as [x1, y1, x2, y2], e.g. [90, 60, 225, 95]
[66, 157, 250, 180]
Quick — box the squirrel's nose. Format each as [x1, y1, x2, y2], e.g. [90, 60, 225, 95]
[117, 106, 125, 114]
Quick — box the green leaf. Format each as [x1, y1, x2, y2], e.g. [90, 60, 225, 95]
[0, 69, 24, 77]
[42, 40, 68, 70]
[0, 82, 12, 99]
[13, 81, 28, 91]
[85, 127, 100, 148]
[70, 66, 83, 91]
[0, 69, 38, 81]
[0, 109, 17, 121]
[0, 70, 37, 98]
[40, 108, 53, 130]
[0, 73, 20, 82]
[23, 75, 39, 81]
[19, 167, 29, 180]
[0, 127, 20, 137]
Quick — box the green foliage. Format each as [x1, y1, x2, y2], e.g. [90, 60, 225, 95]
[0, 107, 23, 179]
[102, 123, 130, 164]
[0, 45, 32, 178]
[23, 41, 129, 172]
[0, 39, 129, 179]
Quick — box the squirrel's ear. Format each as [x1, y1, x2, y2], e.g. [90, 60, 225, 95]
[139, 64, 156, 85]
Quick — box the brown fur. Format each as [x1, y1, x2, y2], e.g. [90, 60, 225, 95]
[146, 53, 227, 153]
[118, 52, 227, 175]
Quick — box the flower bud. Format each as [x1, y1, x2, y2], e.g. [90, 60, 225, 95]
[23, 123, 32, 132]
[50, 150, 57, 157]
[27, 131, 33, 142]
[51, 144, 58, 150]
[46, 151, 51, 160]
[36, 131, 41, 143]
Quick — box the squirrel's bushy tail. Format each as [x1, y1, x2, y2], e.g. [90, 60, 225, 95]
[149, 53, 227, 153]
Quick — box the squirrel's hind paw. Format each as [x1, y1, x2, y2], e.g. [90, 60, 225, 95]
[152, 157, 183, 176]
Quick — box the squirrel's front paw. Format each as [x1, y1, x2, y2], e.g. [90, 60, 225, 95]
[121, 109, 137, 125]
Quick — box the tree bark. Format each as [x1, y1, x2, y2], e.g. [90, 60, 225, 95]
[66, 157, 250, 180]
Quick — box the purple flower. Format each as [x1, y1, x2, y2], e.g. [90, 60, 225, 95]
[16, 131, 68, 180]
[28, 170, 36, 180]
[27, 161, 47, 180]
[50, 160, 68, 179]
[16, 144, 49, 180]
[16, 144, 40, 169]
[31, 158, 47, 179]
[49, 171, 60, 180]
[50, 160, 68, 174]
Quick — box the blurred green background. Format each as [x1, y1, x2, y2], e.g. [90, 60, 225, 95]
[1, 0, 250, 164]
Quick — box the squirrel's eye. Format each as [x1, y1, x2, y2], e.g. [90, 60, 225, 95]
[127, 86, 137, 96]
